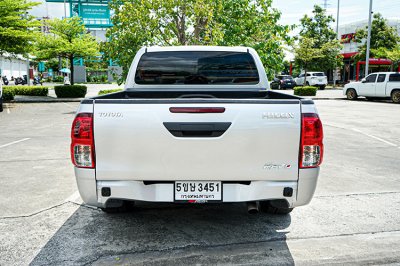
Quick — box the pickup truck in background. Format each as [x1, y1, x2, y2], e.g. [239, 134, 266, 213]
[71, 46, 324, 215]
[344, 72, 400, 103]
[295, 72, 328, 90]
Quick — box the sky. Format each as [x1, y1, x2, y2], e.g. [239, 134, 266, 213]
[31, 0, 400, 28]
[30, 0, 400, 60]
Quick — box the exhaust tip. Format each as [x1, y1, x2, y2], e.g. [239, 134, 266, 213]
[247, 201, 259, 214]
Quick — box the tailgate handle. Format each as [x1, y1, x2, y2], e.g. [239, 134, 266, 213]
[163, 122, 231, 138]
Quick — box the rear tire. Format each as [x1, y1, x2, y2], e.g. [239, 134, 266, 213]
[259, 200, 293, 215]
[319, 85, 326, 90]
[0, 97, 3, 112]
[306, 82, 310, 86]
[391, 91, 400, 103]
[346, 88, 358, 100]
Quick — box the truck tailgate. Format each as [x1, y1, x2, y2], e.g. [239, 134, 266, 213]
[93, 100, 301, 181]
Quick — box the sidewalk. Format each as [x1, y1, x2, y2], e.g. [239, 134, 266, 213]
[279, 88, 345, 100]
[12, 86, 345, 103]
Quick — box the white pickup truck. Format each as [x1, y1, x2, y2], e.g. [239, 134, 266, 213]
[344, 72, 400, 103]
[71, 46, 323, 215]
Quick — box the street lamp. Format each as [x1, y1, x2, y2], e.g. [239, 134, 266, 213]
[365, 0, 373, 77]
[334, 0, 340, 88]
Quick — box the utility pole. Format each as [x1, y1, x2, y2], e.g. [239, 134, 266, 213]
[365, 0, 373, 77]
[333, 0, 340, 88]
[64, 0, 67, 19]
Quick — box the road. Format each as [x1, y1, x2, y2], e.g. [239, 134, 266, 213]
[0, 99, 399, 265]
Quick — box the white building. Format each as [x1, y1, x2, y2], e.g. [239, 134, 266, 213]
[337, 19, 400, 82]
[0, 54, 29, 80]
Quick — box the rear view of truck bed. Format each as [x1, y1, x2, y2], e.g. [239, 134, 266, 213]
[71, 46, 323, 214]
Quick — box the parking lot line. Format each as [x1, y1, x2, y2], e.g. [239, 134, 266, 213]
[351, 128, 398, 147]
[6, 107, 10, 114]
[0, 138, 31, 148]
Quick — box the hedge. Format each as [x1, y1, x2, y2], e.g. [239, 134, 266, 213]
[98, 89, 123, 95]
[2, 88, 15, 101]
[6, 86, 49, 96]
[2, 86, 49, 101]
[294, 86, 318, 96]
[54, 85, 87, 98]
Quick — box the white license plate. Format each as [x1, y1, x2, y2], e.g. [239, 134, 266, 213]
[319, 79, 323, 82]
[174, 181, 222, 202]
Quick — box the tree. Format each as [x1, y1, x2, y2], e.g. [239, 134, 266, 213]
[372, 46, 400, 71]
[104, 0, 292, 81]
[35, 17, 100, 84]
[355, 13, 400, 61]
[296, 5, 342, 72]
[293, 37, 323, 85]
[0, 0, 40, 56]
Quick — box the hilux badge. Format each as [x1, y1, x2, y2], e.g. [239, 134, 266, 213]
[262, 112, 295, 119]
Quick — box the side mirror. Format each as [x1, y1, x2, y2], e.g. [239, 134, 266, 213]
[361, 78, 366, 83]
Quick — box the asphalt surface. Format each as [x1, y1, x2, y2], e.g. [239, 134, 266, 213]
[0, 99, 400, 265]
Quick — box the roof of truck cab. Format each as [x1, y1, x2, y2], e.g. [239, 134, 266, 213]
[145, 46, 249, 53]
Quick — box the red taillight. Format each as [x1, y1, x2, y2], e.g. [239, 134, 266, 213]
[300, 113, 323, 168]
[71, 113, 95, 168]
[169, 107, 225, 113]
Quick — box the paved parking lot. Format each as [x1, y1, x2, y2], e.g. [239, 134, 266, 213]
[1, 99, 400, 265]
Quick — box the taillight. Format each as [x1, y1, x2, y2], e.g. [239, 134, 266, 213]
[300, 113, 323, 168]
[71, 113, 95, 168]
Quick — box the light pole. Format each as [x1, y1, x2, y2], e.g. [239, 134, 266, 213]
[365, 0, 373, 77]
[333, 0, 340, 88]
[64, 0, 67, 18]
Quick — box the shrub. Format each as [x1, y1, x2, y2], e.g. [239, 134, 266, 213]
[53, 76, 64, 82]
[2, 87, 15, 101]
[6, 86, 49, 96]
[294, 86, 318, 96]
[98, 89, 123, 95]
[54, 85, 87, 98]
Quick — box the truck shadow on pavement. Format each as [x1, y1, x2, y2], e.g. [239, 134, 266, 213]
[31, 202, 294, 265]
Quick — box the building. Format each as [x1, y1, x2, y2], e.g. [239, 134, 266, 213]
[338, 19, 400, 82]
[0, 54, 29, 81]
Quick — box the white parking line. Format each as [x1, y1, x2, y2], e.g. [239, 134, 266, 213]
[6, 107, 10, 114]
[351, 128, 398, 147]
[325, 123, 398, 148]
[62, 102, 75, 109]
[0, 138, 31, 149]
[64, 191, 82, 203]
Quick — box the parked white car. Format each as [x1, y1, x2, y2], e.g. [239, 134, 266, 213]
[344, 72, 400, 103]
[295, 72, 328, 89]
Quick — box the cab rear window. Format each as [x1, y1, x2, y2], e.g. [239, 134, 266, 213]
[389, 74, 400, 82]
[312, 73, 325, 76]
[135, 51, 259, 85]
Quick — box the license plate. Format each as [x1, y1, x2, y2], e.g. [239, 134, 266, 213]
[174, 181, 222, 202]
[319, 79, 323, 82]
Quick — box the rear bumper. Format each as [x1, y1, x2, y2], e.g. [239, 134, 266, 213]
[75, 168, 319, 208]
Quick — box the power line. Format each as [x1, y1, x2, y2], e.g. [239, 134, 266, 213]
[322, 0, 330, 9]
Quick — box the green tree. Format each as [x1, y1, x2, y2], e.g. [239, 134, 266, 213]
[372, 46, 400, 71]
[35, 17, 100, 84]
[297, 5, 342, 72]
[0, 0, 40, 56]
[104, 0, 292, 82]
[355, 13, 400, 61]
[293, 37, 323, 85]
